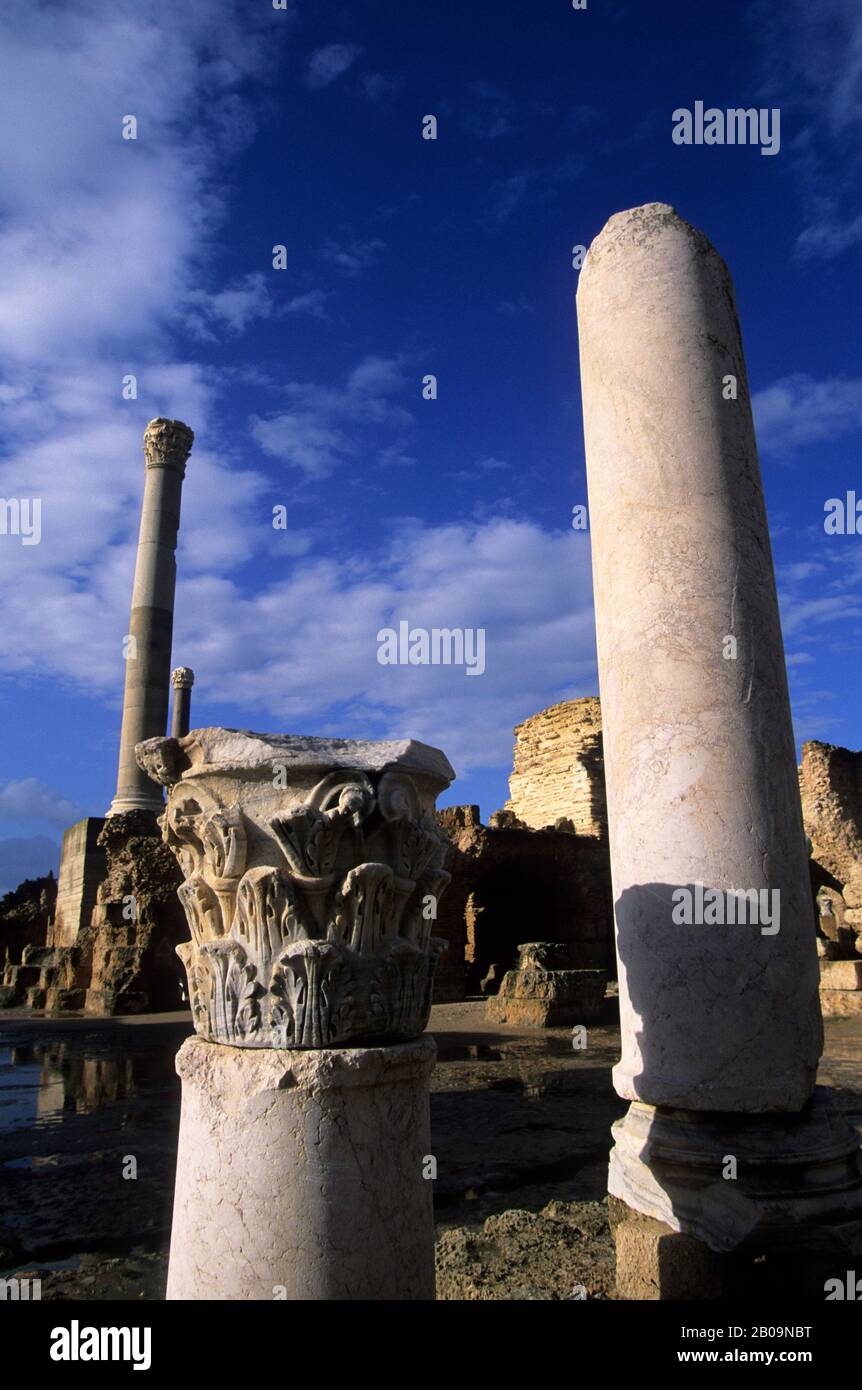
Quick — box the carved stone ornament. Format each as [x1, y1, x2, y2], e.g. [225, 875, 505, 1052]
[136, 728, 454, 1048]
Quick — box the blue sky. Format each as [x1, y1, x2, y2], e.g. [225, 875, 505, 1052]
[0, 0, 860, 891]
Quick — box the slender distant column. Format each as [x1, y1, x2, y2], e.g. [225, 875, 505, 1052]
[577, 204, 821, 1113]
[108, 419, 193, 816]
[170, 668, 194, 739]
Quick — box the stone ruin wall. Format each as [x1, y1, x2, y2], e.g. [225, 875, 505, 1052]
[799, 741, 862, 890]
[798, 741, 862, 976]
[434, 803, 614, 999]
[504, 697, 607, 836]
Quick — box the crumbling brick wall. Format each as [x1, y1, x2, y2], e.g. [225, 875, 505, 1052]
[799, 740, 862, 956]
[504, 697, 607, 836]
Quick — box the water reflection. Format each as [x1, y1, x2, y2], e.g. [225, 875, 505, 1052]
[0, 1029, 188, 1168]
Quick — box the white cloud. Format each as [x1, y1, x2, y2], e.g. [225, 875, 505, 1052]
[0, 779, 83, 826]
[168, 519, 598, 774]
[283, 289, 331, 320]
[796, 208, 862, 259]
[306, 43, 361, 90]
[186, 273, 275, 337]
[0, 2, 283, 696]
[362, 73, 401, 103]
[250, 355, 412, 478]
[321, 237, 386, 277]
[753, 374, 862, 452]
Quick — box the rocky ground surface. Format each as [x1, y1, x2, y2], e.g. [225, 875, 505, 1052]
[1, 1002, 860, 1300]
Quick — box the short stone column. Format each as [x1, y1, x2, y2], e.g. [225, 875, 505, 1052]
[577, 205, 862, 1293]
[109, 419, 193, 816]
[170, 667, 194, 739]
[137, 728, 454, 1300]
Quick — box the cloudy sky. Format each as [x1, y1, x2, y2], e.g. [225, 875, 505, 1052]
[0, 0, 860, 890]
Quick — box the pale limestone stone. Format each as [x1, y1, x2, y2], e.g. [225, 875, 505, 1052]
[607, 1092, 862, 1253]
[504, 697, 606, 835]
[109, 419, 193, 816]
[820, 990, 862, 1018]
[486, 942, 606, 1026]
[820, 960, 862, 990]
[166, 1034, 436, 1300]
[136, 727, 454, 1047]
[577, 204, 821, 1113]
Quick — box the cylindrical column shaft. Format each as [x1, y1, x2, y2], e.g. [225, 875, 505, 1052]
[109, 419, 193, 815]
[170, 667, 194, 739]
[577, 204, 821, 1113]
[166, 1035, 437, 1300]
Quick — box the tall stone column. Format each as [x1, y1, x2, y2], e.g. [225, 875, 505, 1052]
[577, 205, 862, 1292]
[137, 728, 454, 1300]
[108, 419, 193, 816]
[170, 667, 194, 739]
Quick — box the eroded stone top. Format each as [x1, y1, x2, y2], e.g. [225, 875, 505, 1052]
[143, 418, 194, 473]
[136, 726, 455, 788]
[579, 202, 722, 288]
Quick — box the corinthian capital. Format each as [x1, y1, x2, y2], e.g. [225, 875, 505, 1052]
[143, 418, 194, 474]
[135, 729, 455, 1048]
[171, 667, 195, 689]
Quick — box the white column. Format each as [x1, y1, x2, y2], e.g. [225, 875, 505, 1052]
[577, 204, 821, 1113]
[137, 729, 454, 1300]
[108, 419, 193, 815]
[166, 1036, 436, 1300]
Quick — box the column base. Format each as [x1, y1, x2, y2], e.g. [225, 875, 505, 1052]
[609, 1088, 862, 1298]
[106, 793, 165, 816]
[166, 1034, 437, 1300]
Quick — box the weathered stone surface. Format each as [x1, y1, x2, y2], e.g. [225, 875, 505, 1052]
[137, 727, 454, 1047]
[82, 810, 186, 1014]
[487, 942, 606, 1027]
[0, 875, 58, 1006]
[578, 203, 821, 1113]
[166, 1034, 436, 1300]
[435, 808, 613, 1000]
[52, 819, 106, 948]
[516, 940, 578, 970]
[139, 727, 454, 787]
[844, 879, 862, 909]
[820, 960, 862, 990]
[820, 990, 862, 1018]
[505, 697, 606, 837]
[800, 741, 862, 890]
[608, 1091, 862, 1253]
[615, 1213, 723, 1300]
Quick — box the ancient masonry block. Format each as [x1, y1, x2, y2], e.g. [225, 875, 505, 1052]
[799, 740, 862, 890]
[486, 941, 606, 1027]
[51, 817, 107, 949]
[504, 696, 606, 836]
